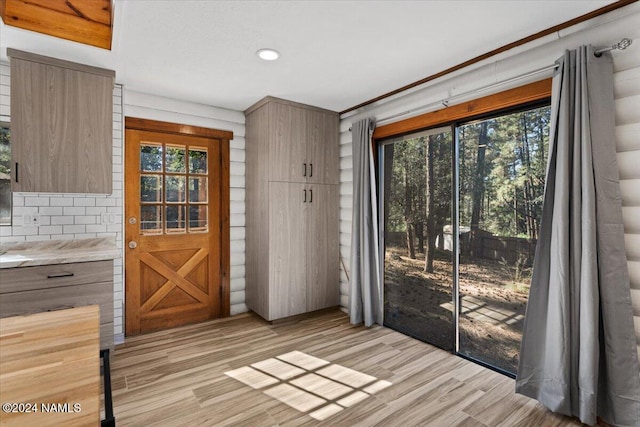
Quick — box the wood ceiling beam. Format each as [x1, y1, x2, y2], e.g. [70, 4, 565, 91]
[0, 0, 113, 50]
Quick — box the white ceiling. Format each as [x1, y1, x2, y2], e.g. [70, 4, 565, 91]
[0, 0, 616, 113]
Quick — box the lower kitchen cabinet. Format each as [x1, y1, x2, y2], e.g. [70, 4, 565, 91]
[0, 260, 114, 351]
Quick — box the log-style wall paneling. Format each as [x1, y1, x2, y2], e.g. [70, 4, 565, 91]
[0, 0, 113, 50]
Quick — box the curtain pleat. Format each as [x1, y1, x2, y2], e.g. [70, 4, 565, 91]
[349, 118, 382, 327]
[515, 45, 640, 427]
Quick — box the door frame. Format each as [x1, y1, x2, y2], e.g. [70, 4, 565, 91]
[124, 117, 232, 335]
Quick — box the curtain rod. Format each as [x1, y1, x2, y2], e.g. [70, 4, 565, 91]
[348, 38, 632, 131]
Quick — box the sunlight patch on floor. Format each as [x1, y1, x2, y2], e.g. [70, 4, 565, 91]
[225, 351, 392, 421]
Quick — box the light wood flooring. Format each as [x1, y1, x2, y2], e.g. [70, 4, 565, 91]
[112, 309, 593, 426]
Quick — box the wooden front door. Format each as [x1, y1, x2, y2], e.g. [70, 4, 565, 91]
[125, 120, 231, 335]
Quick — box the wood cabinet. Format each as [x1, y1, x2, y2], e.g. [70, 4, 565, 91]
[0, 260, 114, 351]
[246, 97, 339, 321]
[8, 49, 114, 193]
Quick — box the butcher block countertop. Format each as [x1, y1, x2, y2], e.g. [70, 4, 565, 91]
[0, 238, 120, 269]
[0, 305, 100, 426]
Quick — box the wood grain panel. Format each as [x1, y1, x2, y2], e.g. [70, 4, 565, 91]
[110, 309, 606, 426]
[0, 281, 113, 324]
[11, 55, 113, 193]
[0, 260, 113, 293]
[269, 182, 307, 320]
[307, 110, 340, 185]
[1, 0, 112, 49]
[306, 184, 340, 312]
[125, 117, 233, 140]
[269, 102, 308, 183]
[374, 79, 551, 140]
[125, 126, 230, 335]
[0, 306, 100, 426]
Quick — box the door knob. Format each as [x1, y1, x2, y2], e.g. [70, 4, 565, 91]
[128, 217, 137, 224]
[128, 241, 138, 249]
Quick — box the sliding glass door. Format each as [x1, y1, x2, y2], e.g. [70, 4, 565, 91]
[380, 103, 550, 375]
[381, 127, 453, 351]
[457, 105, 550, 373]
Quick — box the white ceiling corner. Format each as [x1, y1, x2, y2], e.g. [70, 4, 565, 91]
[0, 1, 620, 113]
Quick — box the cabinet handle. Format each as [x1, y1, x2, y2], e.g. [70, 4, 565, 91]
[303, 189, 307, 202]
[310, 163, 313, 177]
[46, 272, 75, 279]
[310, 189, 313, 203]
[303, 163, 307, 177]
[15, 162, 18, 183]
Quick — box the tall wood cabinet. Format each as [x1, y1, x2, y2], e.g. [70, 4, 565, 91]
[8, 49, 114, 194]
[246, 97, 339, 321]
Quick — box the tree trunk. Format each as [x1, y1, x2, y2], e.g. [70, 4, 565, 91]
[425, 135, 436, 272]
[469, 122, 488, 258]
[404, 169, 415, 259]
[383, 144, 394, 244]
[416, 222, 424, 253]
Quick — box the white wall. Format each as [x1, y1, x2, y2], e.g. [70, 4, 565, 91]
[123, 90, 247, 316]
[338, 4, 640, 352]
[0, 62, 248, 344]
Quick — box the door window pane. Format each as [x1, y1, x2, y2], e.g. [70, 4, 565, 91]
[457, 105, 550, 374]
[165, 175, 186, 203]
[141, 205, 162, 235]
[189, 177, 208, 203]
[382, 127, 453, 351]
[189, 148, 208, 174]
[140, 143, 163, 172]
[165, 145, 186, 173]
[166, 205, 186, 233]
[141, 175, 162, 203]
[189, 205, 207, 232]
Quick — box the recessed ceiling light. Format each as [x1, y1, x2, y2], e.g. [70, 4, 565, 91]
[257, 48, 279, 61]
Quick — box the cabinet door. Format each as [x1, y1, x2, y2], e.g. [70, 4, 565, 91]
[11, 58, 112, 193]
[306, 184, 340, 311]
[269, 182, 307, 319]
[307, 110, 339, 185]
[269, 103, 307, 183]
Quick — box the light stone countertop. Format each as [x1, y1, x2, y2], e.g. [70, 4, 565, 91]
[0, 238, 120, 269]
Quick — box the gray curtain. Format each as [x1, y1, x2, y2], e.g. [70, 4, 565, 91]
[516, 45, 640, 426]
[349, 118, 382, 327]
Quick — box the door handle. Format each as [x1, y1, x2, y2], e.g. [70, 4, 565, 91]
[128, 241, 138, 249]
[46, 272, 74, 279]
[15, 162, 18, 183]
[309, 163, 313, 177]
[303, 163, 307, 177]
[303, 189, 307, 203]
[309, 189, 313, 203]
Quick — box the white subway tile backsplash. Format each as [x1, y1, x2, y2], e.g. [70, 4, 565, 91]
[38, 225, 63, 235]
[63, 206, 86, 215]
[51, 216, 74, 225]
[24, 196, 49, 206]
[74, 215, 97, 225]
[96, 198, 117, 207]
[86, 207, 107, 215]
[73, 198, 96, 207]
[39, 206, 64, 216]
[86, 224, 108, 233]
[50, 197, 74, 206]
[63, 224, 86, 234]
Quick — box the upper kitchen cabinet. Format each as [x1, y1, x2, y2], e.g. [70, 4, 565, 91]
[8, 49, 115, 194]
[247, 97, 339, 185]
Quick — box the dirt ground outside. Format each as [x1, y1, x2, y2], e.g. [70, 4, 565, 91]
[383, 245, 530, 374]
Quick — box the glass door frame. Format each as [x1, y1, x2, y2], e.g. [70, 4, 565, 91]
[376, 98, 551, 379]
